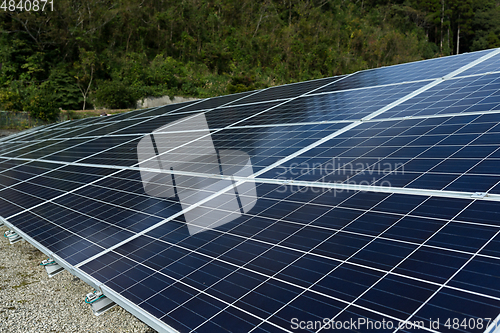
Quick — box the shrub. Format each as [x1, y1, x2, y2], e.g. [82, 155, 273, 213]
[227, 76, 255, 94]
[42, 68, 83, 110]
[24, 93, 60, 122]
[0, 89, 23, 111]
[92, 80, 136, 109]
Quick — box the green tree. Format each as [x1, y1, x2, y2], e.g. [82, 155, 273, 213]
[74, 49, 96, 111]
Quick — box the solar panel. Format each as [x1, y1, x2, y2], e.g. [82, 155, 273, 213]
[1, 47, 500, 333]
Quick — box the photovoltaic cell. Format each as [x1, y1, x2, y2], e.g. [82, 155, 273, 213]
[111, 101, 282, 136]
[39, 136, 143, 163]
[127, 102, 201, 119]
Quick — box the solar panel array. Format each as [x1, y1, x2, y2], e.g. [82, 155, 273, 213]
[1, 48, 500, 333]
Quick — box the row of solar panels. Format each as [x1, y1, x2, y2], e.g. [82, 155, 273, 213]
[0, 48, 500, 332]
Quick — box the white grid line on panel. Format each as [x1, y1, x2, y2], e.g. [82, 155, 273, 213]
[370, 113, 498, 190]
[118, 102, 196, 119]
[446, 69, 500, 81]
[281, 112, 497, 196]
[377, 72, 500, 121]
[360, 49, 496, 73]
[444, 48, 500, 79]
[222, 75, 347, 106]
[3, 151, 500, 206]
[219, 97, 292, 108]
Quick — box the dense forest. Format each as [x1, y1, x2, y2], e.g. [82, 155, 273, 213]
[1, 0, 500, 120]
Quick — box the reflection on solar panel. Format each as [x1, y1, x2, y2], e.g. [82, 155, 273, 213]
[1, 48, 500, 333]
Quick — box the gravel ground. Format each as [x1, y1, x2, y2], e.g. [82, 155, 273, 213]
[0, 225, 157, 333]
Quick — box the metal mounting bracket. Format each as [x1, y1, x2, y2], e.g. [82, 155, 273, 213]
[4, 230, 22, 244]
[85, 291, 116, 316]
[40, 258, 65, 278]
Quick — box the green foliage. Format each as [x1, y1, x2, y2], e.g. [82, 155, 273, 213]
[470, 0, 500, 50]
[0, 0, 497, 124]
[92, 80, 136, 109]
[42, 69, 82, 110]
[0, 89, 23, 111]
[227, 76, 256, 94]
[24, 92, 60, 122]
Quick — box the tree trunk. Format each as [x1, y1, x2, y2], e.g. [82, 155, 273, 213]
[456, 23, 460, 54]
[440, 0, 444, 53]
[447, 26, 450, 52]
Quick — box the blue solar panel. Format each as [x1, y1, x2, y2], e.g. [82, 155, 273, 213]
[1, 48, 500, 333]
[237, 81, 428, 126]
[458, 50, 500, 77]
[312, 48, 495, 94]
[228, 76, 345, 105]
[375, 73, 500, 119]
[76, 183, 500, 332]
[260, 113, 500, 194]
